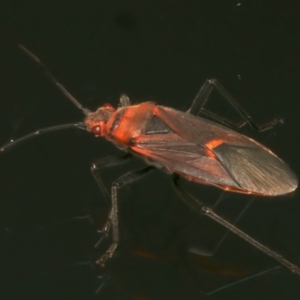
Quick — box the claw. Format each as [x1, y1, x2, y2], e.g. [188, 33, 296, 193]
[96, 253, 110, 267]
[96, 243, 118, 267]
[101, 220, 112, 234]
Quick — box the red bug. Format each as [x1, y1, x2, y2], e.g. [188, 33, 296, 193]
[1, 45, 299, 277]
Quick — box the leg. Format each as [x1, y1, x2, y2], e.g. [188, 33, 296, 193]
[208, 192, 256, 256]
[91, 154, 131, 247]
[30, 155, 132, 237]
[91, 154, 131, 203]
[23, 156, 127, 243]
[173, 176, 253, 255]
[187, 79, 283, 131]
[172, 175, 300, 275]
[94, 166, 155, 266]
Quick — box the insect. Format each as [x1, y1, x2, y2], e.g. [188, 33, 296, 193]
[1, 45, 299, 278]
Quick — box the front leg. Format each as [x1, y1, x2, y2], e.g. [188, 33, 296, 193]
[93, 165, 155, 266]
[91, 155, 130, 245]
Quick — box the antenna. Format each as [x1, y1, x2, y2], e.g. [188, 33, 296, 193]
[1, 122, 87, 152]
[1, 46, 91, 151]
[18, 45, 91, 115]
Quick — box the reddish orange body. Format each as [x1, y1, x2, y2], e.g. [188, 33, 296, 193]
[85, 101, 297, 196]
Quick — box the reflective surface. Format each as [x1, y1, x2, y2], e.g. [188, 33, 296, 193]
[1, 1, 300, 299]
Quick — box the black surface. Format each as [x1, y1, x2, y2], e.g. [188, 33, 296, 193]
[1, 1, 300, 300]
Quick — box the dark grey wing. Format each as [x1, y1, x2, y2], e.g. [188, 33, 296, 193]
[214, 144, 298, 195]
[155, 106, 260, 147]
[131, 132, 241, 190]
[131, 106, 297, 196]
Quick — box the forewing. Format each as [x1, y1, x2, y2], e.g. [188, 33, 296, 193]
[131, 132, 240, 189]
[154, 106, 257, 147]
[131, 106, 298, 196]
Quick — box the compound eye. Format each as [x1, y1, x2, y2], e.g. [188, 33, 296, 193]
[91, 125, 101, 136]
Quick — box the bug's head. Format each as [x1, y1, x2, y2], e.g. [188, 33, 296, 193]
[84, 103, 115, 137]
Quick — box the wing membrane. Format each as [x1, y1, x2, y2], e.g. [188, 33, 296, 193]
[131, 106, 297, 196]
[132, 132, 240, 191]
[214, 144, 297, 195]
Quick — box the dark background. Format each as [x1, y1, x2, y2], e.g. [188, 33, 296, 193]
[0, 1, 300, 299]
